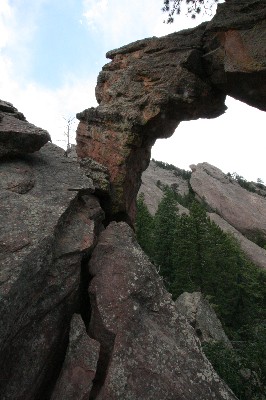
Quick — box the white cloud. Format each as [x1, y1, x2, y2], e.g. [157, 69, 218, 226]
[0, 0, 97, 148]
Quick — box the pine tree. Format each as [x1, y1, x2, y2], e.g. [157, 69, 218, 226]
[153, 187, 178, 286]
[135, 193, 154, 258]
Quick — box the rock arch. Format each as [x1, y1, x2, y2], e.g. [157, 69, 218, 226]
[76, 0, 266, 224]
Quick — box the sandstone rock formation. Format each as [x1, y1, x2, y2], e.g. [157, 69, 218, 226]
[0, 99, 50, 158]
[51, 314, 100, 400]
[209, 212, 266, 269]
[190, 162, 266, 243]
[139, 160, 189, 215]
[76, 0, 266, 223]
[86, 222, 236, 400]
[0, 106, 236, 399]
[176, 292, 232, 347]
[0, 141, 104, 399]
[2, 0, 266, 397]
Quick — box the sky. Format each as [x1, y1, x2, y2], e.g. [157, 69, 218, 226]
[1, 0, 265, 183]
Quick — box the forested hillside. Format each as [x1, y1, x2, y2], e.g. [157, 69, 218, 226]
[136, 161, 266, 400]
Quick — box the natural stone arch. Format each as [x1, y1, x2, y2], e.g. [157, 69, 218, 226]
[76, 0, 266, 224]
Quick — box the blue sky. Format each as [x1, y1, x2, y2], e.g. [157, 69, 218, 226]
[1, 0, 266, 182]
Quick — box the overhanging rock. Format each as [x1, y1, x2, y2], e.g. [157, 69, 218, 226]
[76, 0, 266, 224]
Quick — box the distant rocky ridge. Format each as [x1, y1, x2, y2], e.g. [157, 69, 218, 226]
[139, 160, 266, 270]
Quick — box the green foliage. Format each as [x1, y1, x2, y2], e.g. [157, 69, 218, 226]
[135, 193, 154, 258]
[153, 187, 179, 285]
[203, 341, 266, 400]
[151, 158, 191, 180]
[135, 187, 266, 398]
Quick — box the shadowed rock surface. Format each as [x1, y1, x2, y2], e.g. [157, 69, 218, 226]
[86, 222, 236, 400]
[176, 292, 232, 347]
[0, 143, 104, 399]
[0, 100, 51, 158]
[76, 0, 266, 223]
[51, 314, 100, 400]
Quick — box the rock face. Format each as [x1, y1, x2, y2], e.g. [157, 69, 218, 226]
[209, 212, 266, 269]
[51, 314, 100, 400]
[0, 142, 104, 399]
[76, 0, 266, 223]
[86, 222, 236, 400]
[139, 160, 190, 215]
[176, 292, 232, 347]
[76, 23, 226, 223]
[190, 162, 266, 243]
[0, 100, 51, 158]
[204, 0, 266, 111]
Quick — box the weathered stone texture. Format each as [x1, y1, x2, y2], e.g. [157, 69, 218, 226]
[204, 0, 266, 110]
[76, 23, 226, 222]
[176, 292, 232, 347]
[139, 160, 190, 215]
[76, 0, 266, 223]
[87, 222, 236, 400]
[0, 143, 104, 399]
[0, 99, 51, 158]
[51, 314, 100, 400]
[190, 162, 266, 242]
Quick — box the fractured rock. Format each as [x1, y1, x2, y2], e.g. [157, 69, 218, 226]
[0, 142, 104, 400]
[87, 222, 236, 400]
[0, 99, 51, 158]
[176, 292, 232, 347]
[51, 314, 100, 400]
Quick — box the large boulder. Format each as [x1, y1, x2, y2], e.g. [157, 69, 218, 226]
[86, 222, 236, 400]
[0, 100, 51, 158]
[0, 142, 104, 399]
[190, 162, 266, 242]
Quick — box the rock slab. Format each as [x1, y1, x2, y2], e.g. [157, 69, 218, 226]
[0, 99, 51, 158]
[87, 222, 236, 400]
[0, 143, 104, 400]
